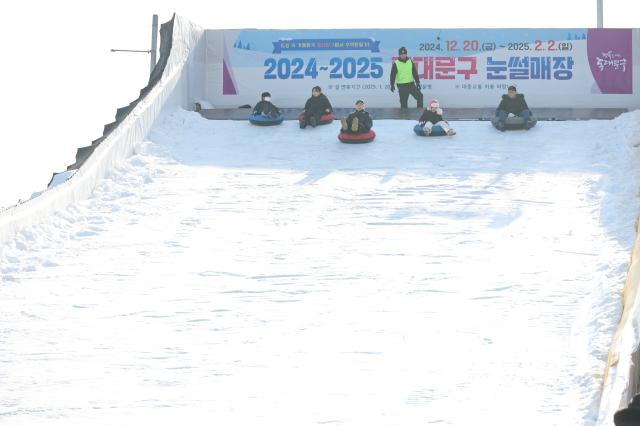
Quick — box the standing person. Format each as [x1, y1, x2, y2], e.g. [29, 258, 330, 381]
[253, 92, 281, 117]
[418, 99, 455, 136]
[494, 85, 534, 130]
[300, 86, 333, 128]
[340, 99, 373, 134]
[390, 46, 423, 109]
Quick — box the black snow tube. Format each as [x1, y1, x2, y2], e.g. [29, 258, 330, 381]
[491, 116, 538, 130]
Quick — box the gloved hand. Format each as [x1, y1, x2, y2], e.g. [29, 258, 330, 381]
[415, 81, 422, 90]
[508, 113, 515, 118]
[390, 85, 395, 93]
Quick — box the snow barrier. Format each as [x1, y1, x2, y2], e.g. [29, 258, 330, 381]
[0, 15, 205, 243]
[200, 107, 628, 121]
[599, 216, 640, 424]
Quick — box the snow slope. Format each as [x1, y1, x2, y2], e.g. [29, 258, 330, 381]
[1, 109, 639, 425]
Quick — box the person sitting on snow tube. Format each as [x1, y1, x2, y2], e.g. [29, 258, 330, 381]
[494, 85, 534, 131]
[417, 99, 455, 136]
[339, 100, 375, 143]
[300, 86, 333, 128]
[252, 91, 282, 119]
[340, 99, 372, 134]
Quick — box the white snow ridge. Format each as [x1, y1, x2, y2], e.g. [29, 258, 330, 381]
[1, 109, 640, 426]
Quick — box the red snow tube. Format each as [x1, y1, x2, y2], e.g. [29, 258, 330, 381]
[298, 113, 336, 125]
[338, 130, 376, 144]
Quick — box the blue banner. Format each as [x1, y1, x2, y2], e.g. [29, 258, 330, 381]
[212, 28, 638, 108]
[273, 38, 380, 54]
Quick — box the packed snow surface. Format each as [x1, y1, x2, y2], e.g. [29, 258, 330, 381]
[1, 109, 640, 425]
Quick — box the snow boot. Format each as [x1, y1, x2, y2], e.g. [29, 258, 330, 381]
[340, 118, 348, 131]
[351, 117, 359, 133]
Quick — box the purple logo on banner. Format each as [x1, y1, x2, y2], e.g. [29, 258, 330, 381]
[223, 36, 238, 95]
[587, 29, 633, 94]
[272, 38, 380, 54]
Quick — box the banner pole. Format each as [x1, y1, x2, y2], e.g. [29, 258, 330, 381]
[597, 0, 603, 28]
[150, 14, 159, 75]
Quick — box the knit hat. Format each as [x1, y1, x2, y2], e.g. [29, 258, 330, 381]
[429, 99, 440, 109]
[508, 85, 517, 92]
[261, 91, 271, 99]
[398, 46, 408, 55]
[355, 99, 364, 105]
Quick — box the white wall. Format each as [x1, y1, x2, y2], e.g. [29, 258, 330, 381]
[0, 15, 205, 244]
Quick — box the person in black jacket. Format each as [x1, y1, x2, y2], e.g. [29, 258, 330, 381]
[300, 86, 333, 128]
[390, 46, 423, 109]
[418, 99, 455, 136]
[340, 99, 373, 134]
[614, 394, 640, 425]
[495, 85, 534, 130]
[253, 92, 281, 117]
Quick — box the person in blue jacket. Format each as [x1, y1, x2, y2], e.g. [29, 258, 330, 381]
[495, 85, 534, 130]
[253, 92, 281, 117]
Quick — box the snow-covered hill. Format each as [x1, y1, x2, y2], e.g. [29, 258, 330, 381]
[1, 109, 639, 425]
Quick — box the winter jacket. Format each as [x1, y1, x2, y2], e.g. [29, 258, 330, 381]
[390, 58, 421, 87]
[419, 109, 444, 125]
[496, 94, 529, 115]
[253, 100, 281, 117]
[304, 94, 332, 115]
[347, 110, 373, 132]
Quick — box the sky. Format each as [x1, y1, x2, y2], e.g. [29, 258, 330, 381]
[0, 0, 636, 208]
